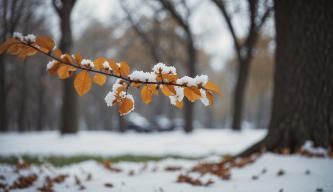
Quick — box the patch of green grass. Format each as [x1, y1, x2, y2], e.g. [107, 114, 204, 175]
[0, 154, 203, 167]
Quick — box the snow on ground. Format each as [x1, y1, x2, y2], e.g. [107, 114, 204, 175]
[0, 153, 332, 192]
[0, 129, 266, 157]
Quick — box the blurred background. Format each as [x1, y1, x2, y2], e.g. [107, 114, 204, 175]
[0, 0, 274, 133]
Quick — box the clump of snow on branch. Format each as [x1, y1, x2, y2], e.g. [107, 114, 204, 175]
[13, 32, 36, 43]
[169, 86, 184, 106]
[81, 59, 94, 68]
[105, 81, 123, 107]
[176, 75, 208, 87]
[103, 61, 111, 70]
[104, 80, 135, 115]
[46, 60, 57, 70]
[129, 71, 157, 82]
[152, 63, 176, 74]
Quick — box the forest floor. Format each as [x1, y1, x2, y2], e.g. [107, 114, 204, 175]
[0, 129, 332, 192]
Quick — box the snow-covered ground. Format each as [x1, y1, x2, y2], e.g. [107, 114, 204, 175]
[1, 129, 332, 191]
[0, 153, 332, 192]
[0, 129, 266, 157]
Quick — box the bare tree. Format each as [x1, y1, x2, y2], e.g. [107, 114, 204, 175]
[158, 0, 197, 133]
[211, 0, 272, 130]
[52, 0, 78, 134]
[0, 0, 43, 131]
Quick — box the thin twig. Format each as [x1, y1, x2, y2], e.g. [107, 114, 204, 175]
[21, 40, 197, 88]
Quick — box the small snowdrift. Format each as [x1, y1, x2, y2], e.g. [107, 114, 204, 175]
[0, 153, 332, 192]
[0, 129, 266, 157]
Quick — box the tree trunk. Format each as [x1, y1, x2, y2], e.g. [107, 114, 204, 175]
[231, 60, 250, 130]
[57, 1, 78, 134]
[184, 39, 196, 133]
[240, 0, 333, 156]
[0, 55, 6, 132]
[18, 61, 27, 132]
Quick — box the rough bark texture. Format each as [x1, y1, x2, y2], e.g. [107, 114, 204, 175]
[240, 0, 333, 156]
[53, 0, 77, 134]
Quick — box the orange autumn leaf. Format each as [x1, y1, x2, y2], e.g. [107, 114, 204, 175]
[204, 81, 222, 96]
[0, 38, 19, 54]
[176, 100, 183, 109]
[206, 91, 214, 105]
[94, 57, 107, 70]
[162, 74, 178, 82]
[184, 87, 201, 102]
[36, 36, 54, 52]
[61, 54, 75, 64]
[74, 53, 83, 64]
[130, 82, 142, 88]
[119, 98, 134, 115]
[7, 44, 23, 55]
[74, 71, 92, 96]
[53, 48, 62, 58]
[48, 62, 60, 75]
[141, 85, 153, 104]
[160, 85, 174, 96]
[167, 85, 176, 95]
[93, 73, 107, 86]
[119, 61, 130, 76]
[18, 47, 37, 59]
[57, 65, 72, 79]
[108, 59, 120, 75]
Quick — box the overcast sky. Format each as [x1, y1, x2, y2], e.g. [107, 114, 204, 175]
[44, 0, 273, 71]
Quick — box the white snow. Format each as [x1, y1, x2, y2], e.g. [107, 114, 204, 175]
[81, 59, 94, 68]
[0, 129, 266, 157]
[13, 32, 36, 43]
[302, 141, 328, 156]
[168, 86, 186, 106]
[176, 75, 209, 87]
[46, 60, 57, 70]
[152, 63, 176, 74]
[104, 80, 127, 107]
[128, 71, 157, 82]
[102, 61, 110, 70]
[1, 129, 332, 192]
[200, 89, 210, 106]
[0, 153, 332, 192]
[104, 91, 117, 107]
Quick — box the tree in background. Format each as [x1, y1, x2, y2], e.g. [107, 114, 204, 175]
[0, 0, 44, 132]
[241, 0, 333, 156]
[211, 0, 272, 130]
[52, 0, 77, 134]
[158, 0, 197, 133]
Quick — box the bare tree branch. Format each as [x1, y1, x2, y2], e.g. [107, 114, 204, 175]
[211, 0, 242, 63]
[120, 1, 160, 63]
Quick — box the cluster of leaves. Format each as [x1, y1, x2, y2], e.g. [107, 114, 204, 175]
[0, 33, 222, 115]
